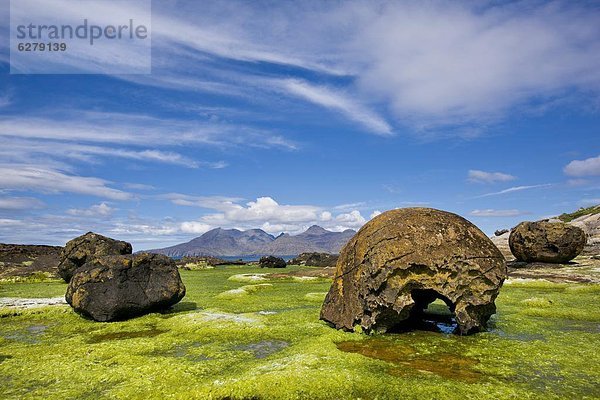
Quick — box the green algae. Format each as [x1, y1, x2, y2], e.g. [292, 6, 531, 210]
[0, 265, 598, 399]
[87, 326, 168, 343]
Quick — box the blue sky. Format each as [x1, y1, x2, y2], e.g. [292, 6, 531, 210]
[0, 0, 599, 250]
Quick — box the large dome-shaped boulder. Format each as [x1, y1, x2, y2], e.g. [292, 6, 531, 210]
[58, 232, 132, 282]
[66, 253, 186, 321]
[320, 208, 506, 335]
[509, 221, 586, 263]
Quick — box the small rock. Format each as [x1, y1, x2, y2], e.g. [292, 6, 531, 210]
[58, 232, 132, 282]
[258, 256, 286, 268]
[509, 221, 586, 263]
[65, 253, 185, 321]
[494, 229, 509, 237]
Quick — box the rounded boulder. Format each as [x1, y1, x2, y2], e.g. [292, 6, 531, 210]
[58, 232, 132, 282]
[66, 253, 186, 321]
[320, 208, 506, 335]
[509, 221, 586, 263]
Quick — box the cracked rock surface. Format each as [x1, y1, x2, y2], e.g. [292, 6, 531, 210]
[320, 208, 506, 335]
[509, 221, 586, 263]
[58, 232, 132, 282]
[66, 253, 186, 321]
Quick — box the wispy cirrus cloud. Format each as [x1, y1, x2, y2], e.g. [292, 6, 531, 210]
[0, 112, 295, 149]
[0, 196, 45, 210]
[469, 209, 531, 217]
[279, 79, 392, 135]
[468, 169, 516, 184]
[474, 183, 553, 198]
[0, 138, 220, 169]
[4, 2, 599, 135]
[0, 164, 132, 200]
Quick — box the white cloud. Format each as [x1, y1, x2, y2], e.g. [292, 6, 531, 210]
[162, 193, 244, 210]
[475, 183, 553, 198]
[0, 138, 208, 169]
[468, 169, 516, 184]
[0, 165, 132, 200]
[353, 2, 600, 128]
[370, 210, 382, 219]
[67, 202, 114, 217]
[180, 221, 212, 234]
[334, 210, 366, 228]
[174, 196, 371, 235]
[469, 209, 530, 217]
[123, 183, 156, 191]
[319, 211, 332, 221]
[280, 79, 392, 135]
[8, 3, 597, 135]
[333, 202, 367, 211]
[148, 2, 600, 132]
[215, 197, 322, 223]
[564, 155, 600, 177]
[0, 197, 45, 210]
[0, 112, 294, 150]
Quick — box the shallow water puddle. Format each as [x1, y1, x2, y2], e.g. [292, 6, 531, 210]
[552, 319, 600, 334]
[1, 324, 48, 344]
[235, 340, 289, 359]
[150, 342, 210, 362]
[336, 338, 482, 383]
[87, 327, 167, 343]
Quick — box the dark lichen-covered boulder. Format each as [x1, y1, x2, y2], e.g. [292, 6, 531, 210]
[65, 253, 186, 321]
[259, 255, 287, 268]
[509, 221, 586, 263]
[288, 252, 339, 267]
[58, 232, 132, 282]
[320, 208, 506, 335]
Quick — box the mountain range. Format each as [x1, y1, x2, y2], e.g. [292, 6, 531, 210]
[147, 225, 357, 257]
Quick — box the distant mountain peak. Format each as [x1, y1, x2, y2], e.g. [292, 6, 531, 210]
[305, 225, 328, 234]
[147, 225, 356, 257]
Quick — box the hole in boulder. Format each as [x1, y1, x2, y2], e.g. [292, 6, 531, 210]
[389, 289, 458, 334]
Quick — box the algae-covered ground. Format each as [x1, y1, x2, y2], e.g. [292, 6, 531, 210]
[1, 265, 599, 400]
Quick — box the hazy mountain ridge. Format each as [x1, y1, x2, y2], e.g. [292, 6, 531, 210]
[147, 225, 356, 257]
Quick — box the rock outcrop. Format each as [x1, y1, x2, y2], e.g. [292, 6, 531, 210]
[288, 252, 338, 267]
[509, 221, 586, 263]
[66, 253, 185, 321]
[0, 244, 62, 279]
[568, 212, 600, 255]
[58, 232, 132, 282]
[490, 231, 514, 261]
[259, 256, 286, 268]
[320, 208, 506, 335]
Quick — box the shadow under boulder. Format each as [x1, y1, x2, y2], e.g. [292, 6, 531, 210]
[58, 232, 132, 282]
[320, 207, 507, 335]
[66, 253, 186, 322]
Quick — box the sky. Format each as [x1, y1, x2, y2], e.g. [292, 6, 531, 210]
[0, 0, 599, 250]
